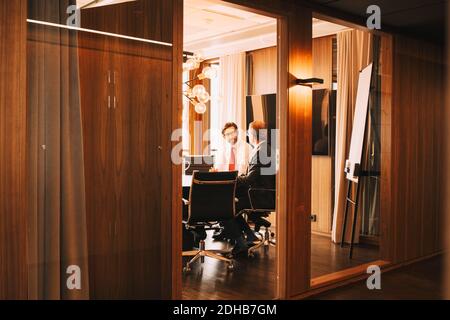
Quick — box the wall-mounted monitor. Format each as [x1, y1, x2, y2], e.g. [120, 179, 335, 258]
[246, 93, 277, 132]
[246, 93, 277, 149]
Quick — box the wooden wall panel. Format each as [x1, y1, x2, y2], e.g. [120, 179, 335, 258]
[311, 36, 333, 235]
[170, 0, 183, 300]
[446, 3, 450, 300]
[312, 36, 333, 90]
[248, 46, 277, 95]
[286, 8, 313, 297]
[379, 35, 393, 261]
[81, 0, 173, 44]
[0, 0, 28, 300]
[311, 157, 332, 235]
[382, 36, 445, 264]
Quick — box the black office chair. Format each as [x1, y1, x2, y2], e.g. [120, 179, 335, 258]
[241, 188, 276, 257]
[183, 155, 214, 175]
[182, 171, 238, 272]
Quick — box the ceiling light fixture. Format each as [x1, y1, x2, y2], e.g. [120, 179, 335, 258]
[183, 53, 217, 114]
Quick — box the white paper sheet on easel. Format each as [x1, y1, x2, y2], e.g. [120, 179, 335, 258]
[345, 63, 373, 182]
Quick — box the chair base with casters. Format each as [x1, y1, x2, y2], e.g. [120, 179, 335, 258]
[182, 239, 234, 272]
[248, 225, 276, 257]
[246, 211, 276, 256]
[182, 171, 240, 273]
[237, 209, 277, 257]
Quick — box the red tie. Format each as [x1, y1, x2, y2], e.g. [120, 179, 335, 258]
[229, 147, 236, 171]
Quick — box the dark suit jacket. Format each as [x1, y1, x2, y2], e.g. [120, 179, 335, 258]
[238, 141, 275, 189]
[236, 141, 276, 210]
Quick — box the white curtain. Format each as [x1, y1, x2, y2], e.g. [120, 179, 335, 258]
[331, 30, 373, 244]
[218, 53, 247, 139]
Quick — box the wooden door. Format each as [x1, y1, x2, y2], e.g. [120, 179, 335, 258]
[112, 39, 171, 299]
[79, 34, 122, 298]
[78, 0, 178, 299]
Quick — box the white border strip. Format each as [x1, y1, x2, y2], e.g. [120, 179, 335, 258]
[27, 19, 173, 47]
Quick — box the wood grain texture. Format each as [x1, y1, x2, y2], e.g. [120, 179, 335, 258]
[311, 259, 388, 289]
[79, 36, 173, 299]
[0, 0, 28, 300]
[78, 0, 176, 299]
[286, 8, 313, 298]
[380, 35, 393, 262]
[81, 0, 173, 44]
[382, 36, 445, 264]
[247, 46, 277, 95]
[182, 233, 376, 300]
[311, 157, 332, 235]
[171, 0, 184, 300]
[222, 0, 313, 299]
[312, 36, 333, 90]
[311, 35, 333, 235]
[312, 256, 443, 300]
[276, 16, 289, 300]
[77, 34, 116, 299]
[446, 4, 450, 300]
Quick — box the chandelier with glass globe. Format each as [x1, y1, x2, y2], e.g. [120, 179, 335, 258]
[183, 53, 218, 114]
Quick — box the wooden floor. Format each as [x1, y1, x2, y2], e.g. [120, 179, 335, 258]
[311, 255, 444, 300]
[182, 232, 379, 300]
[311, 234, 379, 278]
[182, 231, 276, 300]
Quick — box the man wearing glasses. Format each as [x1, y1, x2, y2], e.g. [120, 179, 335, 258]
[216, 121, 276, 255]
[214, 122, 250, 175]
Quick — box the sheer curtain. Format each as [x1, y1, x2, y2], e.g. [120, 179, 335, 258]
[27, 0, 90, 299]
[331, 30, 373, 243]
[218, 53, 247, 140]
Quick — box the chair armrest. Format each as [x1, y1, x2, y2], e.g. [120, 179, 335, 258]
[182, 198, 189, 206]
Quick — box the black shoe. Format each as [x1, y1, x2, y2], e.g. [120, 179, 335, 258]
[245, 231, 260, 243]
[231, 243, 249, 257]
[213, 230, 229, 241]
[231, 236, 249, 257]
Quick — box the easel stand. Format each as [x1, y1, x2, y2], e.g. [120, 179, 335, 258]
[339, 62, 379, 259]
[340, 170, 380, 259]
[340, 178, 360, 259]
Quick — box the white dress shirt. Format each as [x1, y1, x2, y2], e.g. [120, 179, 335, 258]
[214, 140, 251, 175]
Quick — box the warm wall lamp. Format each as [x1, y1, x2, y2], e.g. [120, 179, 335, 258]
[296, 78, 324, 87]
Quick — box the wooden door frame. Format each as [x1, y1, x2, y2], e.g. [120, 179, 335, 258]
[172, 0, 314, 300]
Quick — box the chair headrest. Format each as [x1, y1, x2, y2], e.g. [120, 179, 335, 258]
[192, 171, 238, 183]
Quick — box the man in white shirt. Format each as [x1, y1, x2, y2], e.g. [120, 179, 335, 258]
[222, 121, 276, 255]
[214, 122, 250, 175]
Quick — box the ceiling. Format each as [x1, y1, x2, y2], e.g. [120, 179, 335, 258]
[76, 0, 446, 44]
[184, 0, 276, 57]
[184, 0, 350, 58]
[305, 0, 447, 43]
